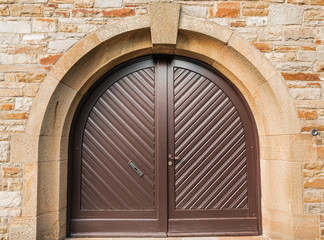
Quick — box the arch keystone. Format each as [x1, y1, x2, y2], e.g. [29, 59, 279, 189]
[149, 2, 180, 47]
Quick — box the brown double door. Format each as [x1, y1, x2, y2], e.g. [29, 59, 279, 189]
[69, 57, 261, 237]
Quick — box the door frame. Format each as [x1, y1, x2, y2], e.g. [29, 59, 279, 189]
[68, 55, 261, 237]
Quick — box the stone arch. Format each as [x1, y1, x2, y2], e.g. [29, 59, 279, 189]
[12, 4, 318, 239]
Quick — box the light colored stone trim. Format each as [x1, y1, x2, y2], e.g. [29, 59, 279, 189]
[149, 2, 180, 45]
[12, 10, 315, 240]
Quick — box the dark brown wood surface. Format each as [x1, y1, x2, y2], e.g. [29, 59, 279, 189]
[69, 56, 261, 237]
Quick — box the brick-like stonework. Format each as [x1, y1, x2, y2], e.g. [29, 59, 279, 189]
[0, 0, 323, 239]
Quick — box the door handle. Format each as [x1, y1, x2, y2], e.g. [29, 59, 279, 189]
[168, 154, 180, 166]
[168, 154, 180, 161]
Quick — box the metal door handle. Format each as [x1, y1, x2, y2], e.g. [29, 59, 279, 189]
[168, 154, 180, 161]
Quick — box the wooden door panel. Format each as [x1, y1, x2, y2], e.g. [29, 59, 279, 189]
[70, 60, 160, 236]
[70, 57, 261, 237]
[168, 59, 260, 235]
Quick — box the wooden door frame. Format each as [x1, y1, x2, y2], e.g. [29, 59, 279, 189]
[68, 55, 261, 237]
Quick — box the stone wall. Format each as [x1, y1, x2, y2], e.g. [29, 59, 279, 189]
[0, 0, 323, 239]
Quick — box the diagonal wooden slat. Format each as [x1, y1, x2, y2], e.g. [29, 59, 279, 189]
[80, 67, 156, 210]
[173, 67, 248, 210]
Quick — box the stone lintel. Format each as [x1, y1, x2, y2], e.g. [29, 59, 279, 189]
[149, 2, 180, 46]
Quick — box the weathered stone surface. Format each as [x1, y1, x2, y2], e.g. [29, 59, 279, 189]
[259, 26, 282, 41]
[311, 0, 324, 5]
[282, 72, 320, 81]
[246, 16, 268, 26]
[304, 178, 324, 188]
[182, 5, 207, 18]
[315, 62, 324, 72]
[284, 28, 314, 41]
[32, 18, 57, 33]
[15, 98, 33, 111]
[0, 142, 9, 162]
[304, 10, 324, 21]
[94, 0, 122, 8]
[0, 22, 31, 33]
[48, 39, 78, 53]
[298, 109, 317, 120]
[242, 1, 269, 17]
[102, 8, 135, 18]
[74, 0, 93, 8]
[16, 73, 46, 83]
[0, 6, 9, 16]
[10, 5, 43, 17]
[39, 54, 62, 65]
[252, 42, 272, 52]
[216, 2, 240, 18]
[289, 88, 321, 100]
[0, 192, 21, 208]
[269, 4, 303, 25]
[9, 217, 36, 240]
[149, 2, 180, 45]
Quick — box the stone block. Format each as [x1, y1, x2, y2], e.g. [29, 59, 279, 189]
[284, 28, 314, 41]
[24, 84, 39, 97]
[0, 192, 21, 208]
[9, 217, 36, 240]
[102, 8, 135, 18]
[22, 163, 37, 217]
[0, 6, 9, 16]
[74, 0, 94, 8]
[38, 162, 60, 215]
[297, 109, 317, 120]
[176, 30, 226, 66]
[252, 42, 272, 52]
[304, 10, 324, 21]
[10, 5, 43, 17]
[0, 142, 9, 162]
[215, 2, 240, 18]
[182, 5, 208, 18]
[15, 98, 33, 111]
[318, 51, 324, 61]
[292, 214, 319, 239]
[0, 22, 31, 33]
[13, 54, 37, 64]
[261, 160, 303, 214]
[258, 26, 283, 41]
[269, 4, 303, 25]
[260, 134, 314, 162]
[179, 15, 233, 45]
[315, 62, 324, 72]
[0, 54, 13, 65]
[246, 16, 268, 26]
[48, 39, 78, 53]
[94, 0, 122, 8]
[32, 18, 57, 33]
[11, 134, 38, 163]
[149, 2, 180, 45]
[289, 88, 321, 100]
[281, 72, 320, 81]
[16, 73, 46, 83]
[37, 212, 60, 240]
[297, 51, 317, 61]
[0, 33, 20, 44]
[8, 45, 45, 54]
[40, 54, 62, 65]
[2, 167, 22, 178]
[58, 23, 78, 33]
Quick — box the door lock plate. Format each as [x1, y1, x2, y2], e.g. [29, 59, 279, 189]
[128, 161, 144, 177]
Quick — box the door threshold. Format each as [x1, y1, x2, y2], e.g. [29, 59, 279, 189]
[66, 236, 268, 240]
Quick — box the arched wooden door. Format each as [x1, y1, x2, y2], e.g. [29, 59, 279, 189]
[69, 56, 261, 237]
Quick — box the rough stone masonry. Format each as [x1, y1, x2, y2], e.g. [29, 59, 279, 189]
[0, 0, 324, 239]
